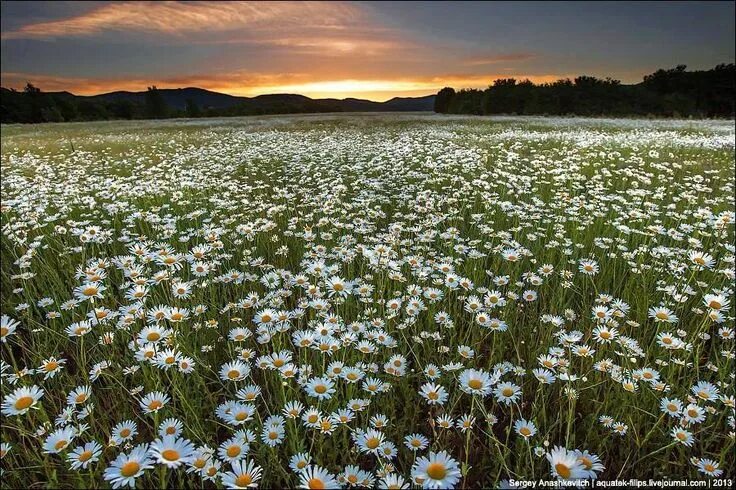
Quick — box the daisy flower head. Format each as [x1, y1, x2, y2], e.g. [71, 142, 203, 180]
[404, 433, 430, 451]
[649, 306, 678, 324]
[458, 368, 495, 396]
[574, 449, 604, 479]
[672, 427, 695, 446]
[695, 458, 723, 477]
[298, 465, 340, 489]
[139, 391, 170, 414]
[579, 259, 599, 275]
[67, 441, 103, 470]
[0, 314, 19, 342]
[494, 382, 522, 405]
[691, 381, 720, 402]
[411, 450, 462, 489]
[305, 376, 336, 400]
[112, 420, 137, 444]
[218, 437, 250, 463]
[546, 446, 587, 481]
[149, 435, 196, 468]
[158, 418, 184, 437]
[419, 382, 448, 405]
[2, 385, 44, 416]
[43, 426, 76, 454]
[221, 459, 263, 489]
[689, 251, 715, 269]
[355, 428, 386, 455]
[220, 360, 251, 382]
[103, 443, 153, 488]
[289, 452, 312, 473]
[514, 419, 538, 439]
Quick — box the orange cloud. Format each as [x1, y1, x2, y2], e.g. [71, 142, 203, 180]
[1, 1, 365, 39]
[1, 71, 571, 101]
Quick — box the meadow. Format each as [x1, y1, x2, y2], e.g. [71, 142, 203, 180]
[1, 113, 734, 488]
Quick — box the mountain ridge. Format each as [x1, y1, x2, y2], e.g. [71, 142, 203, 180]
[28, 86, 436, 112]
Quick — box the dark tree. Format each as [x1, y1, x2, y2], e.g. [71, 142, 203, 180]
[434, 87, 455, 113]
[185, 98, 201, 118]
[145, 86, 169, 119]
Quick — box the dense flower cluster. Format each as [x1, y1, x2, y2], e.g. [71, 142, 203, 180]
[1, 114, 734, 487]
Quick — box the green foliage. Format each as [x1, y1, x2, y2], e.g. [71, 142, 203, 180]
[435, 64, 735, 117]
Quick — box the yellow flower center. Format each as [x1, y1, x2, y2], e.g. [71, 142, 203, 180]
[78, 450, 93, 462]
[555, 463, 571, 479]
[468, 379, 482, 390]
[426, 462, 447, 480]
[366, 437, 381, 449]
[227, 446, 241, 458]
[236, 474, 253, 486]
[308, 478, 326, 489]
[120, 461, 140, 477]
[161, 449, 180, 461]
[15, 396, 34, 410]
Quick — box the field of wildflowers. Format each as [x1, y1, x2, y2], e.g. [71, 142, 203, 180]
[1, 114, 734, 488]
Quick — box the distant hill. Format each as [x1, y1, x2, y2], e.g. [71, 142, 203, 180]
[0, 86, 435, 123]
[88, 87, 245, 110]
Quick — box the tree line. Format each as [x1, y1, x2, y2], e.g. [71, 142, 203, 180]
[434, 64, 734, 118]
[0, 85, 357, 124]
[1, 85, 181, 123]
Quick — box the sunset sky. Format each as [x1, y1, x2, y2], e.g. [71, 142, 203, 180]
[1, 1, 734, 101]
